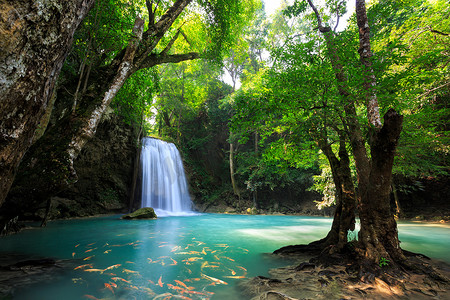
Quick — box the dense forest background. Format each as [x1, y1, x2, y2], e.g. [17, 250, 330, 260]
[0, 0, 448, 225]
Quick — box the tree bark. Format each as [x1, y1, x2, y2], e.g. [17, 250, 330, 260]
[357, 109, 404, 262]
[229, 142, 241, 200]
[312, 129, 356, 250]
[0, 0, 95, 208]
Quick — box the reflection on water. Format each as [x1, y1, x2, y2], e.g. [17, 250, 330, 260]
[0, 214, 449, 299]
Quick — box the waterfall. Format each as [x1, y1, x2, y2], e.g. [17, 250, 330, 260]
[140, 137, 196, 216]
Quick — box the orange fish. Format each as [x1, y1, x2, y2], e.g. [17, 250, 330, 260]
[109, 282, 117, 288]
[83, 295, 98, 300]
[169, 258, 178, 266]
[172, 295, 192, 300]
[104, 264, 121, 271]
[201, 274, 228, 285]
[237, 266, 247, 272]
[222, 256, 235, 261]
[187, 257, 203, 262]
[167, 283, 184, 292]
[83, 255, 94, 261]
[87, 242, 96, 246]
[158, 275, 164, 287]
[104, 283, 114, 294]
[75, 244, 80, 248]
[141, 287, 155, 295]
[171, 246, 181, 252]
[72, 252, 76, 258]
[103, 250, 111, 254]
[85, 248, 97, 253]
[148, 279, 155, 285]
[223, 275, 246, 279]
[84, 269, 104, 273]
[122, 268, 139, 274]
[184, 290, 207, 296]
[111, 277, 131, 283]
[174, 280, 188, 289]
[153, 293, 173, 300]
[74, 264, 93, 270]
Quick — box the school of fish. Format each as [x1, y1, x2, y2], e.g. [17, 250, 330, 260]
[72, 231, 249, 300]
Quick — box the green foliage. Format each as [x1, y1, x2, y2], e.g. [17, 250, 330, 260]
[113, 68, 159, 127]
[367, 0, 450, 177]
[198, 0, 260, 62]
[379, 257, 390, 268]
[64, 0, 144, 75]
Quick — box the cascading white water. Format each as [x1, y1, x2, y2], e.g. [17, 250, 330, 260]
[140, 137, 196, 216]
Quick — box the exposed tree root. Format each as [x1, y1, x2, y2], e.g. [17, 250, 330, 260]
[243, 244, 450, 300]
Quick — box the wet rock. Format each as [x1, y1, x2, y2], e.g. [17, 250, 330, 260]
[0, 254, 74, 298]
[0, 216, 22, 236]
[295, 262, 315, 271]
[121, 207, 157, 219]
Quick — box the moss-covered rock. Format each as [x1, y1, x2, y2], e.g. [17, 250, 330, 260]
[121, 207, 157, 219]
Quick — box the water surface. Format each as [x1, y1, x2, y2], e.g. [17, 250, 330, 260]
[1, 214, 449, 299]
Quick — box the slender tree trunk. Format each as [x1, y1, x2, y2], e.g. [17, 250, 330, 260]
[229, 142, 240, 200]
[312, 131, 356, 250]
[0, 0, 95, 208]
[392, 182, 402, 217]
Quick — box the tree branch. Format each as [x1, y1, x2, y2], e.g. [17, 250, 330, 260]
[415, 81, 450, 100]
[137, 0, 193, 68]
[162, 30, 181, 55]
[137, 52, 199, 71]
[430, 28, 449, 36]
[146, 0, 155, 26]
[306, 0, 331, 33]
[179, 29, 192, 47]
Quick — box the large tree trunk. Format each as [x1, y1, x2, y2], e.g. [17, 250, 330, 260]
[357, 109, 404, 262]
[0, 0, 95, 208]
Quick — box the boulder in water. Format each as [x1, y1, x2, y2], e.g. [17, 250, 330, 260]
[121, 207, 157, 219]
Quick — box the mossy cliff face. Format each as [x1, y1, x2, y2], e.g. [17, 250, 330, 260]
[1, 109, 139, 221]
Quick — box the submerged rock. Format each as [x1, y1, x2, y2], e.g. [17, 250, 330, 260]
[121, 207, 157, 219]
